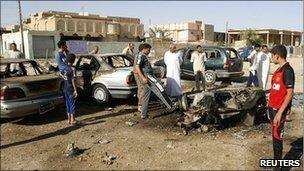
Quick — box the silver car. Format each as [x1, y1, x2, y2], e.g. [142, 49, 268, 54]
[0, 58, 64, 118]
[74, 53, 163, 104]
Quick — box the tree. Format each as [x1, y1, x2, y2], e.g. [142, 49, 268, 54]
[241, 29, 262, 46]
[147, 26, 172, 39]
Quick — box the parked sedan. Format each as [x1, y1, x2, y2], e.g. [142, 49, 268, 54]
[0, 58, 64, 118]
[154, 46, 244, 84]
[74, 53, 163, 104]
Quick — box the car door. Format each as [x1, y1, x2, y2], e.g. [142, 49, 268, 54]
[75, 55, 100, 92]
[204, 48, 224, 70]
[181, 48, 195, 76]
[225, 49, 243, 72]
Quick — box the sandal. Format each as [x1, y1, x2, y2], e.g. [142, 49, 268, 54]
[71, 120, 81, 126]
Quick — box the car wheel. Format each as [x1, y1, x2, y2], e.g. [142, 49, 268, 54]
[204, 70, 216, 85]
[92, 84, 111, 104]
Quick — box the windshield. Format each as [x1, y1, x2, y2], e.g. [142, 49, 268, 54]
[0, 61, 43, 79]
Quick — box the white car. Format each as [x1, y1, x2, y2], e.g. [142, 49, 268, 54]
[74, 53, 163, 104]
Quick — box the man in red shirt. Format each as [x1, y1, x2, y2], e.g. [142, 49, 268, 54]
[268, 45, 295, 162]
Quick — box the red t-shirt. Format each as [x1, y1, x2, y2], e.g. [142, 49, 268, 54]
[268, 63, 295, 110]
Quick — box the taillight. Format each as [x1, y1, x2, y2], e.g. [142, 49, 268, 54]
[0, 87, 26, 100]
[126, 74, 135, 84]
[224, 61, 230, 69]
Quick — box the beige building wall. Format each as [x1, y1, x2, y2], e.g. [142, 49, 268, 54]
[24, 11, 144, 41]
[228, 29, 302, 46]
[152, 20, 214, 43]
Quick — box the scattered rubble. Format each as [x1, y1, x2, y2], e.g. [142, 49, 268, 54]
[125, 120, 138, 126]
[102, 152, 117, 165]
[292, 93, 304, 108]
[64, 142, 84, 157]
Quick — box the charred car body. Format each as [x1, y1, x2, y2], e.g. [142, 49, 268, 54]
[0, 59, 63, 118]
[178, 87, 267, 134]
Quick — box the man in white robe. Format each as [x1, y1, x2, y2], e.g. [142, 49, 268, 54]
[164, 44, 183, 98]
[256, 45, 271, 90]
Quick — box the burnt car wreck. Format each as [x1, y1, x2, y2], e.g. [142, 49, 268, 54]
[178, 87, 268, 134]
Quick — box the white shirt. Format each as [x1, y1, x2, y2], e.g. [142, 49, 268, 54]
[191, 51, 206, 74]
[8, 50, 23, 59]
[248, 50, 259, 72]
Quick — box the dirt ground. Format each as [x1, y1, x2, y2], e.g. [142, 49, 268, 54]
[1, 57, 303, 170]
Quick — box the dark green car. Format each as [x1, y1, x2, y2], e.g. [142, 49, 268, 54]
[154, 46, 244, 84]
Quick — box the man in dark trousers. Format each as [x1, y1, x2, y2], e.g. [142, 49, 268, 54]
[268, 45, 295, 165]
[134, 43, 154, 119]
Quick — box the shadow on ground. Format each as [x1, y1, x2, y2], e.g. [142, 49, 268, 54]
[1, 97, 137, 126]
[283, 137, 303, 171]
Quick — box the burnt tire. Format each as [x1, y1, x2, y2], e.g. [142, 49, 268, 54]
[204, 70, 216, 85]
[92, 84, 111, 104]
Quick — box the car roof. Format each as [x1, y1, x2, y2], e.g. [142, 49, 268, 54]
[224, 47, 237, 51]
[0, 58, 33, 64]
[77, 53, 127, 57]
[180, 45, 228, 50]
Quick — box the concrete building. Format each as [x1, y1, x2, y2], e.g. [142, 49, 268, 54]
[214, 32, 225, 43]
[24, 11, 144, 42]
[152, 21, 214, 43]
[2, 30, 60, 59]
[228, 29, 302, 46]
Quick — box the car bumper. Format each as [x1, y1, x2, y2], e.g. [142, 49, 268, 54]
[109, 86, 137, 99]
[1, 95, 64, 118]
[216, 71, 244, 78]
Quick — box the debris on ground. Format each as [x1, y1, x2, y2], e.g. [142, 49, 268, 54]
[106, 107, 113, 111]
[94, 138, 111, 144]
[102, 152, 117, 165]
[125, 120, 138, 126]
[64, 142, 83, 157]
[292, 93, 304, 108]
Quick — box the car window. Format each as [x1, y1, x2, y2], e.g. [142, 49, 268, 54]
[105, 55, 132, 68]
[0, 62, 41, 78]
[77, 56, 99, 70]
[23, 62, 41, 76]
[204, 49, 221, 59]
[226, 49, 238, 59]
[185, 49, 194, 60]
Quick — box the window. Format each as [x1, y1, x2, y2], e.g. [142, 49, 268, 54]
[205, 49, 221, 59]
[76, 56, 108, 71]
[0, 62, 41, 78]
[226, 49, 238, 59]
[104, 55, 132, 68]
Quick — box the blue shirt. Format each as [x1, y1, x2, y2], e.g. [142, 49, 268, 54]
[55, 51, 67, 72]
[63, 66, 76, 94]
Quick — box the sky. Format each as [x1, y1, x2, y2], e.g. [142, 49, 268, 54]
[1, 1, 303, 32]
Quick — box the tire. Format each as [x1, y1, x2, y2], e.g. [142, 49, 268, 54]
[204, 70, 216, 85]
[92, 84, 111, 104]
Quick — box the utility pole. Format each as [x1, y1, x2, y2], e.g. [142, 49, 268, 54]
[225, 21, 228, 46]
[18, 0, 25, 55]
